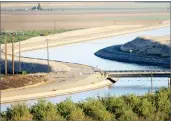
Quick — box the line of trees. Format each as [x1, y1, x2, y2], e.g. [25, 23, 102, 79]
[0, 87, 170, 121]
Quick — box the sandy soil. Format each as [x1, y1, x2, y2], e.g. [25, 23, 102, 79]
[148, 35, 170, 45]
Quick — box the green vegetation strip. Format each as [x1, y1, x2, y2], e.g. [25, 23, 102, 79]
[0, 29, 80, 44]
[0, 87, 170, 121]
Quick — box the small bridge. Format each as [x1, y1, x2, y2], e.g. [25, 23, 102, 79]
[95, 70, 171, 78]
[95, 70, 171, 92]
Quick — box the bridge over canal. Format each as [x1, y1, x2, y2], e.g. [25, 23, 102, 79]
[94, 70, 171, 83]
[94, 70, 171, 91]
[97, 70, 171, 78]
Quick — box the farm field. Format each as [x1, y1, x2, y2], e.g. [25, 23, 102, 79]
[1, 2, 170, 30]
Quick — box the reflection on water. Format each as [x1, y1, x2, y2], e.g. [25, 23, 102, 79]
[108, 77, 168, 95]
[1, 27, 170, 112]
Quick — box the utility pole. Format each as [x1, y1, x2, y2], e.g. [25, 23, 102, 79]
[18, 32, 21, 72]
[168, 77, 170, 88]
[46, 39, 50, 73]
[150, 68, 153, 93]
[170, 77, 171, 88]
[5, 36, 7, 76]
[19, 32, 23, 72]
[0, 43, 1, 76]
[12, 33, 14, 75]
[16, 31, 24, 72]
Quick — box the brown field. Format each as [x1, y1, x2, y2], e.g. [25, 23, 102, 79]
[1, 2, 170, 8]
[1, 2, 170, 30]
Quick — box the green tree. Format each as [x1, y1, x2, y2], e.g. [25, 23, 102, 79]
[5, 103, 33, 121]
[56, 98, 89, 121]
[118, 109, 138, 121]
[138, 98, 156, 120]
[101, 96, 137, 120]
[1, 87, 170, 121]
[122, 94, 141, 114]
[154, 88, 170, 120]
[80, 98, 115, 121]
[30, 100, 63, 121]
[0, 112, 7, 121]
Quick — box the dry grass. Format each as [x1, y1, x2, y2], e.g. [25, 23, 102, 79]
[0, 74, 47, 90]
[140, 35, 170, 45]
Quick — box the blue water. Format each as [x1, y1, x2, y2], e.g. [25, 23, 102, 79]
[1, 27, 170, 112]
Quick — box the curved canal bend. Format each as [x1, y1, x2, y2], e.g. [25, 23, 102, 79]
[1, 27, 170, 111]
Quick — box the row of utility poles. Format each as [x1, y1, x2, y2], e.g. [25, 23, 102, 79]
[1, 32, 24, 76]
[0, 33, 50, 76]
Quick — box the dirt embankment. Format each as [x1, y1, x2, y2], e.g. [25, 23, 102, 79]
[95, 35, 170, 67]
[0, 74, 47, 90]
[121, 35, 170, 57]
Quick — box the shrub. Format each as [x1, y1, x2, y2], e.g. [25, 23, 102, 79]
[67, 107, 92, 121]
[137, 98, 156, 120]
[30, 100, 63, 121]
[122, 94, 141, 114]
[0, 112, 7, 121]
[154, 88, 170, 120]
[79, 98, 115, 121]
[101, 96, 134, 120]
[1, 87, 170, 121]
[5, 103, 33, 121]
[40, 33, 48, 36]
[56, 98, 89, 121]
[118, 109, 138, 121]
[22, 70, 27, 75]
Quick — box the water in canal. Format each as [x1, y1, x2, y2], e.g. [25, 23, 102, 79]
[1, 27, 170, 111]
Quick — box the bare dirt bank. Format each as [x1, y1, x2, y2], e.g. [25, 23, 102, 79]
[95, 35, 170, 67]
[121, 35, 170, 57]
